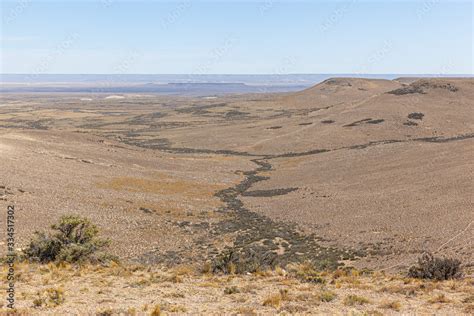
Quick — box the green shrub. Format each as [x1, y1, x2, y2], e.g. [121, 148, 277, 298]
[24, 215, 115, 264]
[24, 231, 63, 263]
[408, 253, 462, 280]
[212, 249, 237, 274]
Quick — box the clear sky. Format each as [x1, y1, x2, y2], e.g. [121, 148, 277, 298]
[1, 0, 472, 74]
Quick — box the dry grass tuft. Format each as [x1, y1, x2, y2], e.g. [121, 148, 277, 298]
[462, 295, 474, 304]
[149, 304, 161, 316]
[287, 262, 325, 283]
[167, 304, 187, 312]
[428, 293, 451, 304]
[262, 289, 290, 309]
[200, 262, 212, 274]
[318, 290, 337, 302]
[224, 286, 240, 295]
[379, 300, 402, 311]
[332, 269, 347, 279]
[165, 273, 183, 283]
[275, 266, 287, 276]
[32, 287, 65, 307]
[262, 293, 283, 309]
[343, 294, 370, 306]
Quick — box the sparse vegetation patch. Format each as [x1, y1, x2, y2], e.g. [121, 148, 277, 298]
[24, 215, 115, 264]
[321, 119, 335, 124]
[408, 112, 425, 120]
[404, 120, 418, 126]
[388, 80, 458, 95]
[408, 253, 462, 280]
[343, 294, 370, 306]
[318, 290, 337, 302]
[33, 288, 65, 308]
[212, 247, 277, 274]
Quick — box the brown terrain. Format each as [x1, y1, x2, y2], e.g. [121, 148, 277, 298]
[0, 77, 473, 314]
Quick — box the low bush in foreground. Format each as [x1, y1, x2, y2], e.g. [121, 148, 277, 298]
[24, 215, 115, 264]
[211, 247, 277, 274]
[408, 253, 462, 280]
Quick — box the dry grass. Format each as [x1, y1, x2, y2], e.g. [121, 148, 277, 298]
[343, 294, 370, 306]
[462, 295, 474, 304]
[428, 293, 452, 304]
[287, 262, 326, 283]
[235, 306, 257, 315]
[318, 290, 337, 302]
[166, 264, 195, 281]
[224, 286, 240, 295]
[1, 262, 472, 314]
[262, 293, 283, 308]
[464, 304, 474, 314]
[262, 289, 291, 309]
[379, 300, 402, 311]
[32, 287, 65, 308]
[166, 304, 187, 313]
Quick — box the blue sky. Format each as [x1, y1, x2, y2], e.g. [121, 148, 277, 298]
[1, 0, 472, 74]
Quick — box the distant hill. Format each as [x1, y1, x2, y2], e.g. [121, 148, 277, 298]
[0, 82, 309, 96]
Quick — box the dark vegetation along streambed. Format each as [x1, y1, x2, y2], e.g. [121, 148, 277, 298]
[132, 128, 474, 271]
[136, 139, 364, 271]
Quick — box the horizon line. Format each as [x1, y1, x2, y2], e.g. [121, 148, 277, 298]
[2, 73, 474, 76]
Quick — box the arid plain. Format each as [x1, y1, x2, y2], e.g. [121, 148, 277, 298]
[0, 78, 473, 314]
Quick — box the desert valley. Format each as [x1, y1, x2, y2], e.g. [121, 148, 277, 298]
[0, 77, 473, 314]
